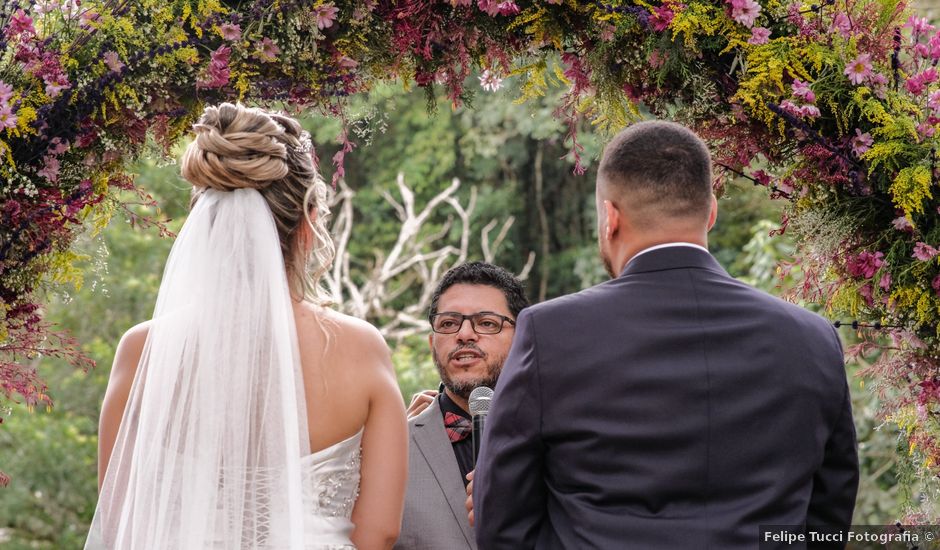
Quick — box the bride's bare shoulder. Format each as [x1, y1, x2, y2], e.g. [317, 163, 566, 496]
[296, 304, 391, 367]
[111, 320, 152, 377]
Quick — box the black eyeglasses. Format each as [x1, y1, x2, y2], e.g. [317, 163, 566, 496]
[429, 312, 516, 335]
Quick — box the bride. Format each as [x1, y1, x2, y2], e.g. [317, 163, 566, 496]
[85, 103, 408, 549]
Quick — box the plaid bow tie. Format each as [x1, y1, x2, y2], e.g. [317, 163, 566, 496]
[444, 411, 472, 443]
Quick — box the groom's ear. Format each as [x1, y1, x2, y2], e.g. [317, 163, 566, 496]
[603, 200, 621, 241]
[706, 194, 718, 232]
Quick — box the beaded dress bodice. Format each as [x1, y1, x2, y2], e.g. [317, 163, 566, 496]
[299, 428, 363, 549]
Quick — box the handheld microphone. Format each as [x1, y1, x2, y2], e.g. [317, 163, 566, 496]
[469, 386, 494, 467]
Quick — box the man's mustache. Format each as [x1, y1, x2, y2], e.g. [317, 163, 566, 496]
[448, 344, 487, 361]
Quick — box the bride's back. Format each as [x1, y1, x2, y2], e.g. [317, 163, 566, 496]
[91, 103, 407, 550]
[294, 302, 388, 453]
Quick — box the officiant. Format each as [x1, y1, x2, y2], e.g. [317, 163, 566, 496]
[394, 262, 528, 550]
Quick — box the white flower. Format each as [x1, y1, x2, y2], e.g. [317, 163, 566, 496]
[479, 69, 503, 92]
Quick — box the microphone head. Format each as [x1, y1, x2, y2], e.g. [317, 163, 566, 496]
[469, 386, 494, 417]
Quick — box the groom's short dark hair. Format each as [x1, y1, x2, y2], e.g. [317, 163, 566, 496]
[599, 120, 713, 221]
[429, 262, 529, 319]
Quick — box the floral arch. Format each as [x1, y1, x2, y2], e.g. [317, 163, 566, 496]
[1, 0, 940, 478]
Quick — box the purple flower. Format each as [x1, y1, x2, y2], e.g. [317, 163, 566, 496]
[844, 53, 872, 85]
[315, 3, 339, 30]
[103, 51, 124, 73]
[748, 26, 770, 44]
[729, 0, 761, 28]
[851, 128, 873, 157]
[913, 242, 939, 261]
[792, 79, 815, 103]
[219, 23, 241, 41]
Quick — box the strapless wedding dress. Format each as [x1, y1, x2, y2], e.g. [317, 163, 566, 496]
[209, 428, 364, 549]
[298, 428, 364, 549]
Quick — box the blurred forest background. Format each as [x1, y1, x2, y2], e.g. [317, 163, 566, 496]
[0, 74, 914, 546]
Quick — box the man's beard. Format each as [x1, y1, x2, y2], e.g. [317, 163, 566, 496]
[433, 344, 505, 399]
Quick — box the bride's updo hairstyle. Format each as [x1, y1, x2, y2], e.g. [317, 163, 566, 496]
[181, 102, 334, 302]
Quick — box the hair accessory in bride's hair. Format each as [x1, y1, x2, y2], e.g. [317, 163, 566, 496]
[296, 132, 313, 154]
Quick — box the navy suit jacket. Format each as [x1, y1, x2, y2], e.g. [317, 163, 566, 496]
[474, 246, 858, 549]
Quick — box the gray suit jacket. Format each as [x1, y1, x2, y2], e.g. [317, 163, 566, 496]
[394, 397, 476, 550]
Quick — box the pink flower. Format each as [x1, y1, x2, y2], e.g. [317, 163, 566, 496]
[103, 51, 124, 73]
[933, 275, 940, 296]
[792, 79, 815, 102]
[198, 46, 231, 88]
[37, 155, 60, 182]
[48, 137, 69, 156]
[748, 26, 770, 44]
[44, 75, 68, 98]
[729, 0, 761, 28]
[913, 242, 939, 261]
[7, 10, 34, 37]
[255, 38, 280, 62]
[219, 23, 241, 41]
[479, 69, 503, 92]
[906, 68, 937, 94]
[0, 81, 14, 105]
[337, 55, 358, 69]
[650, 5, 675, 32]
[832, 13, 852, 38]
[477, 0, 500, 16]
[0, 105, 17, 130]
[752, 169, 772, 186]
[847, 250, 884, 278]
[906, 15, 935, 36]
[649, 50, 667, 68]
[799, 104, 820, 118]
[930, 91, 940, 113]
[844, 53, 872, 85]
[851, 128, 873, 156]
[315, 3, 339, 30]
[858, 283, 874, 306]
[879, 272, 892, 291]
[496, 1, 520, 15]
[892, 216, 914, 232]
[599, 23, 616, 41]
[917, 122, 936, 139]
[929, 33, 940, 60]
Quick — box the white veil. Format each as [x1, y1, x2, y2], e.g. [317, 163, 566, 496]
[86, 187, 310, 549]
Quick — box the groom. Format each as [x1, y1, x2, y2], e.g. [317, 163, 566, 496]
[473, 121, 858, 548]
